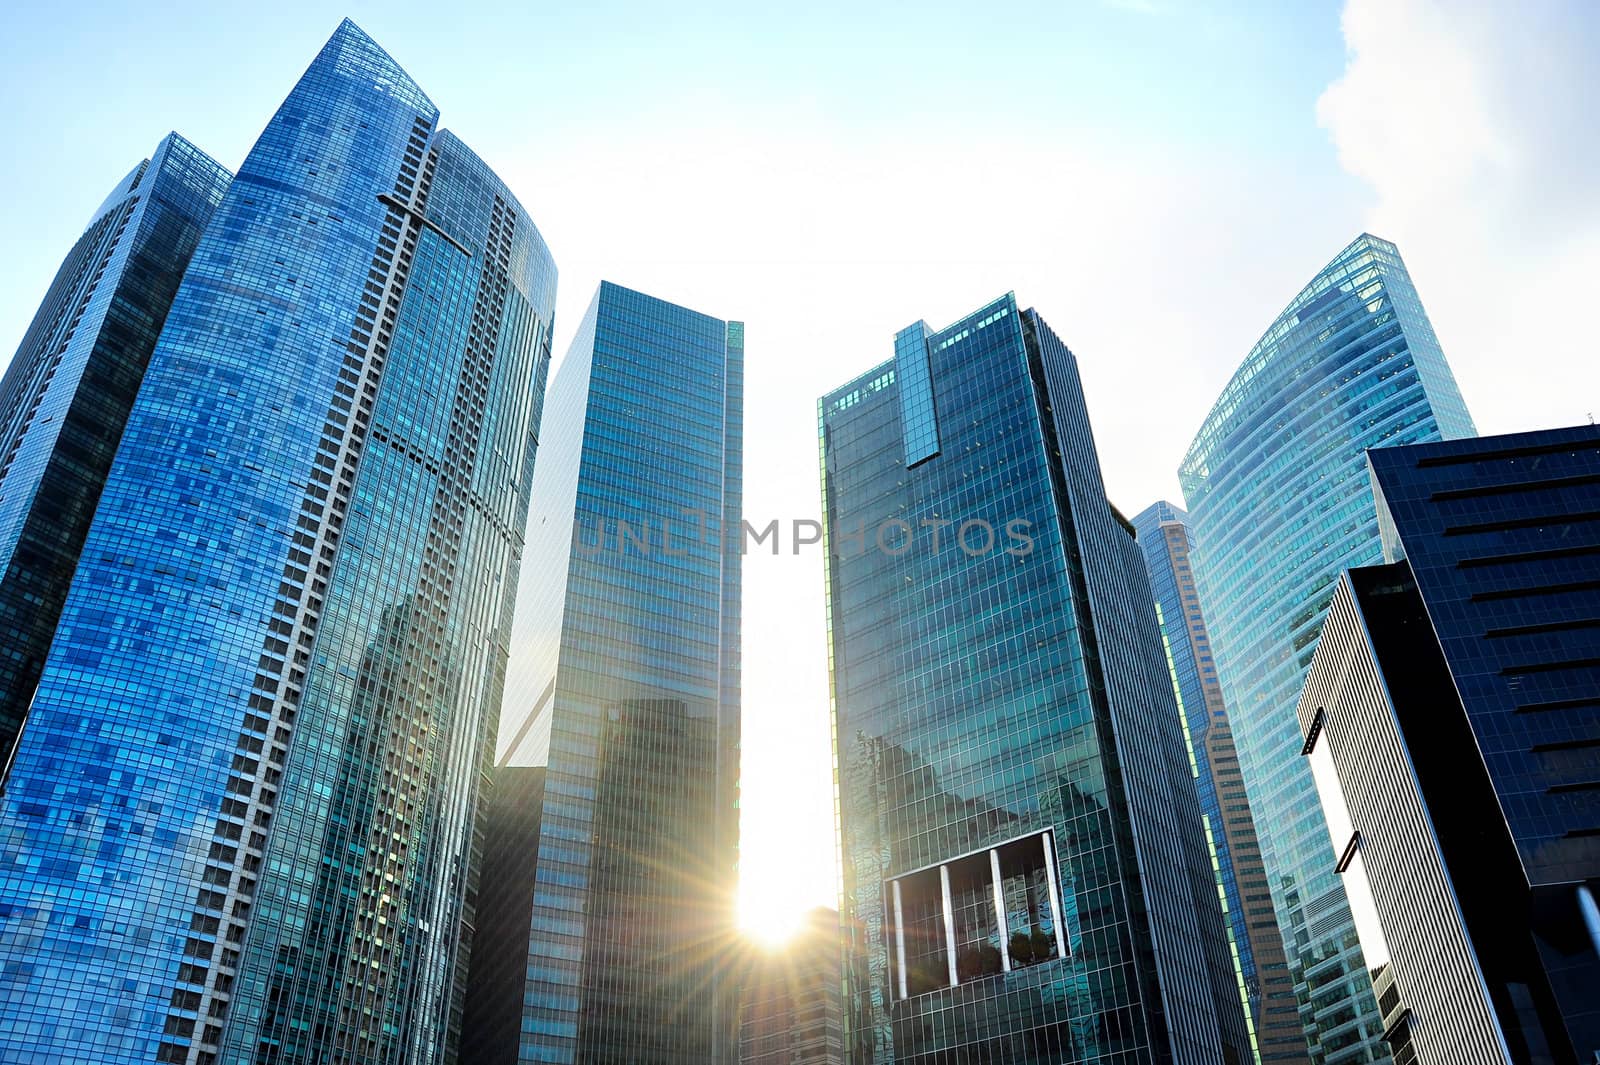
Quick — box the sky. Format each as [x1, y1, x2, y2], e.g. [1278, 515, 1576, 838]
[1, 0, 1596, 932]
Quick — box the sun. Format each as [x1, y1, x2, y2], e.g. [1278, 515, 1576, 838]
[737, 876, 811, 947]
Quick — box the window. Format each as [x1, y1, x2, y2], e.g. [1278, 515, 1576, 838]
[885, 829, 1067, 999]
[891, 866, 949, 996]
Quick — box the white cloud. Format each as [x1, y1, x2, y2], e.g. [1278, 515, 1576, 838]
[1318, 0, 1600, 433]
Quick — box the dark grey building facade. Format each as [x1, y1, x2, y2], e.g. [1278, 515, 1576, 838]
[821, 294, 1251, 1064]
[462, 767, 547, 1065]
[1298, 425, 1600, 1064]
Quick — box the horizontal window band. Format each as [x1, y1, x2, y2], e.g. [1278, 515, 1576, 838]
[1529, 737, 1600, 754]
[1416, 439, 1600, 468]
[1500, 657, 1600, 676]
[1458, 543, 1600, 569]
[1472, 579, 1600, 603]
[1485, 617, 1600, 639]
[1516, 698, 1600, 715]
[1444, 510, 1600, 537]
[1430, 471, 1600, 501]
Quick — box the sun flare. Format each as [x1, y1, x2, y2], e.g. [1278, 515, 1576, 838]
[738, 876, 813, 946]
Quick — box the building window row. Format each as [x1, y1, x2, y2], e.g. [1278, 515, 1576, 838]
[886, 828, 1068, 998]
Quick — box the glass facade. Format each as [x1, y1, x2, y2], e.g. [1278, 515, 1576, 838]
[1132, 502, 1311, 1064]
[460, 767, 547, 1065]
[1367, 426, 1600, 884]
[822, 294, 1251, 1064]
[0, 134, 230, 771]
[496, 282, 743, 1065]
[1178, 233, 1476, 1065]
[0, 21, 555, 1065]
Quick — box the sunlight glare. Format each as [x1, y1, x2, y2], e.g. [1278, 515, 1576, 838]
[738, 880, 809, 946]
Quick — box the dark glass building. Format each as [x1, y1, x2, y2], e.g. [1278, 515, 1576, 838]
[0, 134, 230, 770]
[1133, 501, 1312, 1065]
[460, 767, 546, 1065]
[1298, 425, 1600, 1064]
[739, 908, 846, 1065]
[494, 282, 743, 1065]
[821, 294, 1251, 1064]
[1179, 233, 1475, 1064]
[0, 21, 556, 1065]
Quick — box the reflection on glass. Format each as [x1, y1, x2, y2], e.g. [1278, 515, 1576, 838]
[896, 867, 950, 996]
[999, 839, 1060, 967]
[888, 830, 1066, 998]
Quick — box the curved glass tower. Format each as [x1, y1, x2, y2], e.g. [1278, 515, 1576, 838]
[0, 22, 555, 1065]
[0, 133, 229, 769]
[1178, 234, 1474, 1064]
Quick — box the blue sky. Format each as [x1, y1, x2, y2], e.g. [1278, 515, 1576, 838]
[2, 2, 1345, 165]
[2, 0, 1596, 922]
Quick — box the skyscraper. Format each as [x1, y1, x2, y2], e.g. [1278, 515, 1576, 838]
[1178, 233, 1475, 1064]
[495, 282, 743, 1065]
[1298, 425, 1600, 1064]
[739, 908, 846, 1065]
[821, 294, 1251, 1064]
[1132, 501, 1312, 1065]
[0, 133, 230, 770]
[460, 767, 547, 1065]
[0, 22, 556, 1065]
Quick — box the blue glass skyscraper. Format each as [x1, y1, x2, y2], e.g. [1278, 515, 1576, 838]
[1133, 501, 1312, 1064]
[1179, 234, 1475, 1064]
[822, 295, 1251, 1064]
[0, 134, 230, 770]
[0, 21, 555, 1065]
[494, 282, 742, 1065]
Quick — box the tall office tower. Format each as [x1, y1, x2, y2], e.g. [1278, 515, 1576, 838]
[1133, 501, 1313, 1065]
[738, 908, 847, 1065]
[820, 294, 1252, 1064]
[1298, 425, 1600, 1065]
[1179, 233, 1475, 1064]
[0, 21, 556, 1065]
[495, 282, 743, 1065]
[460, 767, 547, 1065]
[0, 134, 230, 769]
